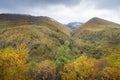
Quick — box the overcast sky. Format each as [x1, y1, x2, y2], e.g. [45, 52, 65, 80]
[0, 0, 120, 24]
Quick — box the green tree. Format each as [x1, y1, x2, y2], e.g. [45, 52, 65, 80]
[55, 41, 74, 66]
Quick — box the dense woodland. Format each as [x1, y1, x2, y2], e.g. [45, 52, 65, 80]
[0, 14, 120, 80]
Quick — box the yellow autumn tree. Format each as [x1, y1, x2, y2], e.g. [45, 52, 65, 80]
[34, 60, 56, 80]
[59, 62, 76, 80]
[102, 54, 120, 80]
[0, 44, 31, 80]
[60, 55, 97, 80]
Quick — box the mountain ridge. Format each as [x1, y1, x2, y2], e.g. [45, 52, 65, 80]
[73, 17, 120, 37]
[0, 13, 71, 61]
[83, 17, 120, 27]
[0, 13, 70, 36]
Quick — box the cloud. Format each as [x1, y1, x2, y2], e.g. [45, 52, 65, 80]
[0, 0, 120, 24]
[0, 0, 81, 9]
[94, 0, 120, 10]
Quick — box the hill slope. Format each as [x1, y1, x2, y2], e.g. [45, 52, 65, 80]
[0, 14, 70, 36]
[72, 17, 120, 58]
[0, 14, 70, 61]
[0, 14, 120, 59]
[73, 17, 120, 36]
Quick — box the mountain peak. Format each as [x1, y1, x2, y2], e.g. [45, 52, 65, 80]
[88, 17, 108, 24]
[82, 17, 120, 27]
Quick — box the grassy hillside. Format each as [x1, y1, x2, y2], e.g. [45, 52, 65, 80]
[73, 17, 120, 36]
[0, 14, 70, 61]
[72, 17, 120, 58]
[0, 14, 70, 36]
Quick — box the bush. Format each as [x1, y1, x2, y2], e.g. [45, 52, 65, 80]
[0, 44, 32, 80]
[34, 60, 56, 80]
[60, 55, 97, 80]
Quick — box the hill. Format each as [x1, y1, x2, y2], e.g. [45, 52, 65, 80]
[0, 14, 70, 61]
[73, 17, 120, 36]
[0, 14, 70, 36]
[72, 17, 120, 58]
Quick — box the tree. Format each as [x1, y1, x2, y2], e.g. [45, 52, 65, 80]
[102, 54, 120, 80]
[0, 44, 32, 80]
[55, 41, 74, 66]
[60, 55, 97, 80]
[34, 60, 56, 80]
[59, 62, 76, 80]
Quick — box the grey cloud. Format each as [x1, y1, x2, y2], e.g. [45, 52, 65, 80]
[0, 0, 120, 24]
[94, 0, 120, 10]
[1, 0, 120, 11]
[0, 0, 81, 9]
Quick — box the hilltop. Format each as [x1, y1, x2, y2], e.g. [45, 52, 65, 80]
[0, 13, 70, 61]
[72, 17, 120, 58]
[73, 17, 120, 36]
[0, 14, 70, 36]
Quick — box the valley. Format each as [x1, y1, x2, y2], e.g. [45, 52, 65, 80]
[0, 14, 120, 80]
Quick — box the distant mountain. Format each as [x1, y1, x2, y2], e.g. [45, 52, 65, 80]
[65, 22, 83, 29]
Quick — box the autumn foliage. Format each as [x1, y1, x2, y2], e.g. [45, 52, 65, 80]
[0, 44, 32, 80]
[34, 60, 56, 80]
[0, 14, 120, 80]
[60, 55, 97, 80]
[60, 54, 120, 80]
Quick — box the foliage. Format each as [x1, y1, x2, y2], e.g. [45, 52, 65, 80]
[101, 54, 120, 80]
[34, 60, 56, 80]
[60, 54, 120, 80]
[0, 25, 69, 61]
[0, 14, 120, 80]
[0, 44, 32, 80]
[60, 55, 97, 80]
[72, 27, 120, 59]
[55, 41, 74, 66]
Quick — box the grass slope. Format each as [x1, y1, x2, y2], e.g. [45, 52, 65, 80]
[72, 17, 120, 58]
[0, 14, 70, 61]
